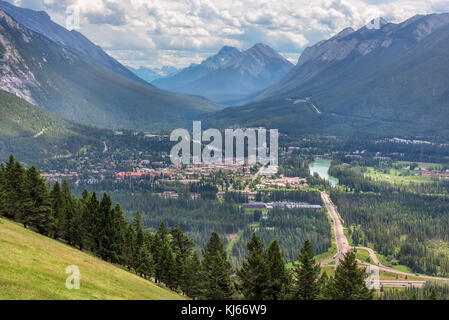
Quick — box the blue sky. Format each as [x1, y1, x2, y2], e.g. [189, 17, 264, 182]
[6, 0, 449, 69]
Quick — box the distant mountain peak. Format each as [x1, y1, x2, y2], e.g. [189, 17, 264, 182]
[152, 43, 293, 104]
[202, 45, 240, 69]
[252, 43, 270, 50]
[245, 43, 286, 61]
[218, 45, 240, 54]
[365, 17, 388, 30]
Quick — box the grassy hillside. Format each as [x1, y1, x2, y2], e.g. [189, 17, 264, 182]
[0, 90, 103, 161]
[0, 217, 185, 300]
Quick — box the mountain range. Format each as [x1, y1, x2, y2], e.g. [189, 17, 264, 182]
[153, 44, 294, 104]
[1, 1, 448, 142]
[0, 2, 219, 131]
[128, 66, 179, 83]
[207, 14, 449, 137]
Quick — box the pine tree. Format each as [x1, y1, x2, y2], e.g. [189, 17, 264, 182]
[204, 253, 234, 300]
[153, 222, 170, 283]
[98, 193, 113, 261]
[122, 224, 137, 270]
[170, 225, 194, 259]
[136, 245, 154, 279]
[108, 204, 125, 263]
[174, 251, 186, 290]
[133, 211, 145, 251]
[237, 233, 270, 299]
[170, 225, 194, 290]
[317, 271, 332, 300]
[202, 232, 233, 300]
[95, 194, 124, 263]
[292, 240, 320, 300]
[266, 240, 291, 300]
[182, 252, 203, 299]
[84, 192, 100, 252]
[159, 241, 176, 289]
[329, 250, 373, 300]
[71, 199, 87, 250]
[202, 232, 229, 270]
[61, 181, 76, 244]
[22, 166, 52, 234]
[50, 182, 65, 239]
[1, 155, 25, 220]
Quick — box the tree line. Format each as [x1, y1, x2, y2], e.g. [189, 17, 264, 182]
[0, 155, 373, 300]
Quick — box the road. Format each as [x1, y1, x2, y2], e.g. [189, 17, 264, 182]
[33, 128, 47, 138]
[293, 98, 322, 114]
[321, 192, 350, 267]
[320, 191, 449, 284]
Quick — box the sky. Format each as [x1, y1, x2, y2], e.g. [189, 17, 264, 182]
[6, 0, 449, 69]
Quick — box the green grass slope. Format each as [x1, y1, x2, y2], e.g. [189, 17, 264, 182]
[0, 218, 184, 300]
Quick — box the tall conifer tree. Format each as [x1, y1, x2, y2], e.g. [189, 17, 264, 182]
[237, 233, 270, 299]
[292, 240, 320, 300]
[329, 251, 373, 300]
[202, 232, 233, 300]
[266, 240, 291, 300]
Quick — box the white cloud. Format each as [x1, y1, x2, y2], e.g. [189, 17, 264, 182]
[9, 0, 449, 69]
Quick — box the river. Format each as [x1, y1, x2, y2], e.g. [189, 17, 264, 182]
[309, 159, 339, 187]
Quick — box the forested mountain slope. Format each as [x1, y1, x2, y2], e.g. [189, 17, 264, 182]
[0, 89, 102, 161]
[0, 9, 219, 131]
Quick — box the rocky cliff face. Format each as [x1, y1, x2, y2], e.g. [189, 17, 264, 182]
[0, 10, 45, 105]
[0, 1, 145, 84]
[0, 8, 219, 131]
[296, 14, 449, 69]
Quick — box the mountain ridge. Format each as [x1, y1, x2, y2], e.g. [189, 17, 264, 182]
[0, 7, 220, 131]
[205, 13, 449, 137]
[0, 0, 147, 84]
[153, 43, 293, 104]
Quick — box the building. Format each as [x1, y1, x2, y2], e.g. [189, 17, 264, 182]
[242, 202, 267, 209]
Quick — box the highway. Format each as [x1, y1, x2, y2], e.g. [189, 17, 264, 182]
[320, 191, 449, 286]
[321, 192, 350, 267]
